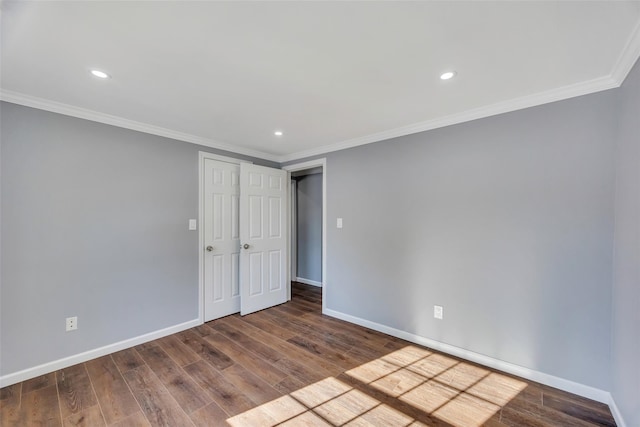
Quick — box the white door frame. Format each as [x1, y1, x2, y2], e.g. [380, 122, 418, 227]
[283, 158, 327, 314]
[290, 179, 298, 285]
[198, 152, 251, 324]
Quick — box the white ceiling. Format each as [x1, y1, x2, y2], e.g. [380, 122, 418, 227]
[2, 1, 640, 162]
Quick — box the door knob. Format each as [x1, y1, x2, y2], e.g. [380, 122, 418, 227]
[243, 243, 250, 250]
[206, 246, 214, 252]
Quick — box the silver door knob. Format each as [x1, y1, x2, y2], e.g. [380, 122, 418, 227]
[206, 246, 214, 252]
[243, 243, 250, 249]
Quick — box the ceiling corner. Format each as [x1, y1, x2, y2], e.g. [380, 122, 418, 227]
[610, 19, 640, 85]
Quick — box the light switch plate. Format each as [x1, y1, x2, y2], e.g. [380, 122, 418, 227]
[337, 218, 343, 229]
[189, 219, 197, 230]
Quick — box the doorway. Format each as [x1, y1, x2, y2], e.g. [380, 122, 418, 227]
[283, 158, 327, 313]
[291, 169, 323, 287]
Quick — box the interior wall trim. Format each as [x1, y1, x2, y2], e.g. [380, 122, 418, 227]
[608, 394, 629, 427]
[279, 75, 619, 162]
[0, 90, 279, 162]
[611, 19, 640, 85]
[0, 318, 201, 388]
[3, 16, 640, 166]
[323, 308, 612, 405]
[295, 277, 323, 287]
[283, 159, 327, 314]
[281, 22, 640, 161]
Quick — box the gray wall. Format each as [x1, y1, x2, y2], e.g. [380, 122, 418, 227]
[316, 91, 617, 390]
[611, 58, 640, 425]
[3, 69, 637, 417]
[0, 102, 275, 376]
[295, 173, 323, 283]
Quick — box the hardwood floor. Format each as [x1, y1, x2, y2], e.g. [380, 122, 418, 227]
[0, 282, 616, 426]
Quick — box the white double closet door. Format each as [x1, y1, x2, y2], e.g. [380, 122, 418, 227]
[203, 158, 288, 321]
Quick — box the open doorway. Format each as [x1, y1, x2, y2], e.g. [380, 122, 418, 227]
[292, 168, 322, 286]
[284, 159, 327, 313]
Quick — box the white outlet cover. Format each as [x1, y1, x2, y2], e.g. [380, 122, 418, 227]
[189, 219, 197, 230]
[337, 218, 343, 228]
[66, 316, 78, 331]
[434, 305, 443, 320]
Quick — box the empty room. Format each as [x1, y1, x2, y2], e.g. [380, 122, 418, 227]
[1, 2, 639, 426]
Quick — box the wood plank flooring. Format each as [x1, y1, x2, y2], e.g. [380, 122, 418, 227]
[0, 282, 616, 426]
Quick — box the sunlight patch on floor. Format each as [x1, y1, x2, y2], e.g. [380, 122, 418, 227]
[227, 345, 527, 427]
[227, 376, 422, 426]
[350, 346, 528, 426]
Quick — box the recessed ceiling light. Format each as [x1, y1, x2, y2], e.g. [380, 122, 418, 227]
[274, 130, 283, 136]
[90, 69, 110, 79]
[440, 71, 456, 80]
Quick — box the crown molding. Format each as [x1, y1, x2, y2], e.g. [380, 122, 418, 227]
[281, 18, 640, 163]
[279, 21, 640, 163]
[279, 74, 620, 163]
[0, 89, 280, 163]
[611, 19, 640, 85]
[4, 17, 640, 167]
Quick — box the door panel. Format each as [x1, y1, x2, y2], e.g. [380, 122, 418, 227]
[240, 163, 288, 315]
[269, 250, 282, 290]
[203, 159, 241, 321]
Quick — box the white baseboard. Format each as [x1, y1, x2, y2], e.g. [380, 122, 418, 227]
[323, 308, 611, 404]
[608, 395, 628, 427]
[2, 308, 627, 426]
[0, 318, 201, 388]
[295, 277, 323, 287]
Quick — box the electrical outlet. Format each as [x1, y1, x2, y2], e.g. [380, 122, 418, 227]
[66, 316, 78, 331]
[434, 305, 443, 320]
